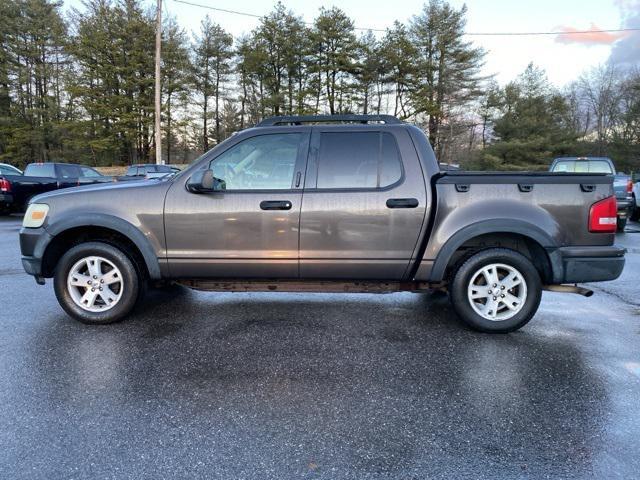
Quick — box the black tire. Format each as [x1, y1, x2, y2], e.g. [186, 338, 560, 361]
[449, 248, 542, 333]
[617, 217, 627, 232]
[54, 241, 141, 324]
[631, 202, 639, 222]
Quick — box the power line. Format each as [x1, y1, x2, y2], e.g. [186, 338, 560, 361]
[466, 28, 638, 36]
[171, 0, 639, 36]
[170, 0, 387, 32]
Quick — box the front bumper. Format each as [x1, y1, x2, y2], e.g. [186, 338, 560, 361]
[550, 245, 626, 283]
[20, 226, 52, 279]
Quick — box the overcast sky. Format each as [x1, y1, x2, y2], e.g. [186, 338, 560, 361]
[64, 0, 640, 87]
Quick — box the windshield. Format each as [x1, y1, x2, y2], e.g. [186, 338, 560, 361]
[0, 164, 22, 175]
[80, 167, 103, 177]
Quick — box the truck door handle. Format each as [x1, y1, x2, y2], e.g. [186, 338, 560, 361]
[386, 198, 419, 208]
[260, 200, 292, 210]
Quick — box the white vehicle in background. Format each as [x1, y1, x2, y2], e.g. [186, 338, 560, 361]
[632, 179, 640, 221]
[116, 164, 182, 182]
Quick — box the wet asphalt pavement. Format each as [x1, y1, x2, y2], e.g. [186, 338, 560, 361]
[1, 215, 639, 479]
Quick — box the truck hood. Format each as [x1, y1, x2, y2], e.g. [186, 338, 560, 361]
[32, 178, 162, 203]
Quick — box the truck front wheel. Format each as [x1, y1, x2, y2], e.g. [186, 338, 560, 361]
[449, 248, 542, 333]
[54, 241, 142, 324]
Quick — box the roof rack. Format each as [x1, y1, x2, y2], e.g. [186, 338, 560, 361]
[256, 114, 403, 127]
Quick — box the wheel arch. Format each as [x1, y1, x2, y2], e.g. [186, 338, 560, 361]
[429, 220, 557, 283]
[42, 214, 161, 279]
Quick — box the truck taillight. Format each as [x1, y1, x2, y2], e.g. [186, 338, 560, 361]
[0, 178, 11, 193]
[589, 196, 617, 233]
[627, 179, 633, 194]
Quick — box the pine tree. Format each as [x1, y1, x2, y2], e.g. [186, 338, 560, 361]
[310, 7, 358, 115]
[70, 0, 155, 164]
[0, 0, 68, 166]
[353, 31, 385, 115]
[380, 22, 417, 118]
[192, 16, 233, 149]
[482, 64, 578, 170]
[408, 0, 485, 155]
[162, 18, 190, 164]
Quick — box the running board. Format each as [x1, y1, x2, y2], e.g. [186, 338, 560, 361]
[176, 279, 438, 294]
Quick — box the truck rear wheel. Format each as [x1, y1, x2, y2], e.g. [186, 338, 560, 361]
[449, 248, 542, 333]
[54, 241, 141, 324]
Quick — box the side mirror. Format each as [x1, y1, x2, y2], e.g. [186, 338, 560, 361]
[186, 169, 226, 193]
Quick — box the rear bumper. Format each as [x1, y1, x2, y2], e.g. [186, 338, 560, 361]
[550, 245, 626, 283]
[0, 193, 14, 207]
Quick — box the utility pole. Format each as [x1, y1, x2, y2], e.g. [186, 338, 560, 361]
[154, 0, 162, 164]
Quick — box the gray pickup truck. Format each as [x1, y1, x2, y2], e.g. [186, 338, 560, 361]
[19, 115, 625, 333]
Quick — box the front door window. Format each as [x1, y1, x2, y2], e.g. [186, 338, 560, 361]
[209, 133, 302, 190]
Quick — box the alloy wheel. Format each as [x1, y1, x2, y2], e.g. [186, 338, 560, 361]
[467, 263, 528, 321]
[67, 256, 124, 312]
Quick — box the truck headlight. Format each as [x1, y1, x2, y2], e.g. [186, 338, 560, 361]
[23, 203, 49, 228]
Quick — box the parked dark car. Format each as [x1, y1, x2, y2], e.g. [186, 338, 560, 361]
[549, 156, 633, 231]
[20, 115, 625, 333]
[0, 162, 112, 214]
[612, 174, 634, 230]
[117, 164, 181, 181]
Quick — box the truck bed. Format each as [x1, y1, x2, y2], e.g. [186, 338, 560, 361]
[411, 170, 616, 282]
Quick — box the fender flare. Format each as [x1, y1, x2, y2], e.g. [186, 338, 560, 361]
[45, 213, 162, 279]
[428, 219, 558, 282]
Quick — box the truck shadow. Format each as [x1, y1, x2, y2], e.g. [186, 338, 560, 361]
[21, 285, 609, 477]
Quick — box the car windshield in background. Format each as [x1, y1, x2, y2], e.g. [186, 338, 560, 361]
[80, 167, 103, 177]
[126, 165, 176, 176]
[0, 165, 22, 175]
[613, 175, 630, 185]
[24, 163, 56, 177]
[552, 160, 613, 174]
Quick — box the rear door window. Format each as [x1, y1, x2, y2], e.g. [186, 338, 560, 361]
[315, 132, 402, 189]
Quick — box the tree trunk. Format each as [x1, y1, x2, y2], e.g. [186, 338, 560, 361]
[203, 93, 209, 151]
[166, 94, 172, 164]
[214, 76, 220, 144]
